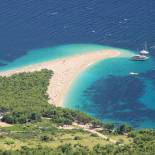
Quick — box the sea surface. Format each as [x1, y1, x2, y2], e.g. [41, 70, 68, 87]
[0, 0, 155, 128]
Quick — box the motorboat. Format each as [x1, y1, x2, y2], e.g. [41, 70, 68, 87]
[129, 72, 139, 76]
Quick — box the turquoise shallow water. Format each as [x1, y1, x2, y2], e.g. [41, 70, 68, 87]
[63, 46, 155, 128]
[1, 44, 155, 129]
[0, 44, 111, 71]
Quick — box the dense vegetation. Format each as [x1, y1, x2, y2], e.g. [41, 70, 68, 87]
[0, 69, 53, 123]
[0, 69, 155, 154]
[0, 69, 100, 126]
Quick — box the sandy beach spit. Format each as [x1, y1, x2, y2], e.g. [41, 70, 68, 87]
[0, 50, 120, 107]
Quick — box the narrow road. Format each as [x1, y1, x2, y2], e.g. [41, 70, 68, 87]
[83, 128, 116, 144]
[60, 123, 117, 144]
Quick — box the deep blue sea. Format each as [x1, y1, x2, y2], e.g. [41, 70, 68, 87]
[0, 0, 155, 128]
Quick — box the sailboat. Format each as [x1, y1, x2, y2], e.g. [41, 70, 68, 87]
[131, 42, 149, 61]
[139, 42, 149, 55]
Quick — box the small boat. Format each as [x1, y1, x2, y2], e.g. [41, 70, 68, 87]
[129, 72, 139, 76]
[131, 55, 149, 61]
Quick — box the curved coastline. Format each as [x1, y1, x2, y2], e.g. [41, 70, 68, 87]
[63, 49, 155, 129]
[0, 49, 121, 107]
[0, 44, 112, 71]
[63, 48, 135, 107]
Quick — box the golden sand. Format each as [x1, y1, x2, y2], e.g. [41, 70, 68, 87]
[0, 50, 120, 107]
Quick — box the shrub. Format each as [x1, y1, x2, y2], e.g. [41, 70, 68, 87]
[74, 136, 81, 140]
[40, 135, 50, 142]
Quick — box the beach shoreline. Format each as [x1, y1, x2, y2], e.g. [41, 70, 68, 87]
[0, 50, 121, 107]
